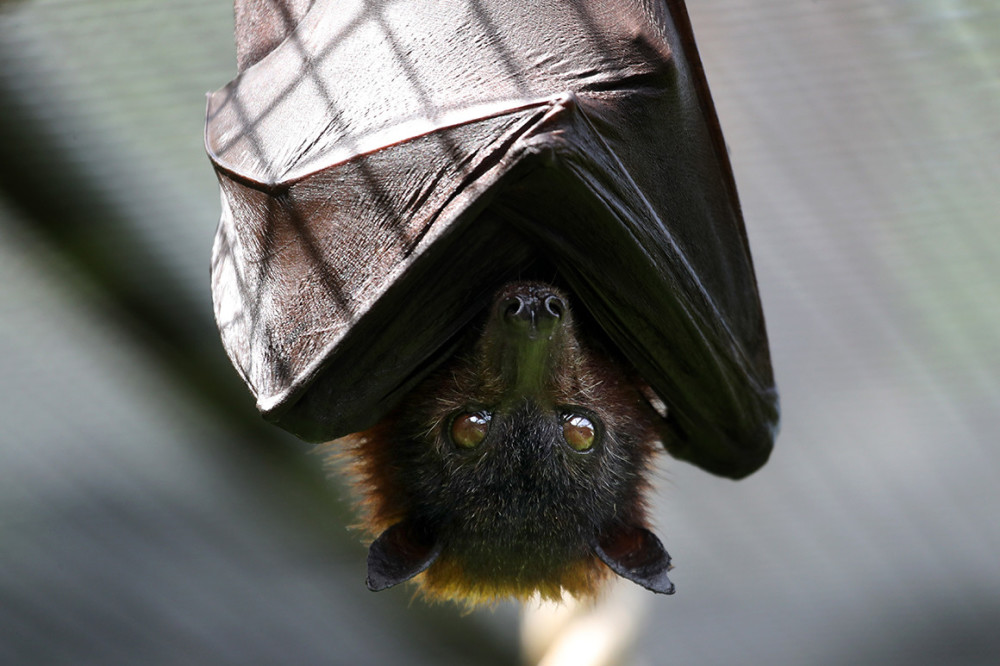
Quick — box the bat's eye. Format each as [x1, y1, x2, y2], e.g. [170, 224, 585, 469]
[450, 411, 491, 449]
[561, 412, 596, 452]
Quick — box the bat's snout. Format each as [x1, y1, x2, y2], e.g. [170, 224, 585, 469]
[499, 286, 566, 337]
[488, 282, 572, 398]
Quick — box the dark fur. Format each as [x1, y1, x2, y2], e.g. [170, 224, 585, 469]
[331, 282, 667, 604]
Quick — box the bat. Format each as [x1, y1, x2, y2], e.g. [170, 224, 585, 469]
[342, 280, 671, 604]
[206, 0, 779, 605]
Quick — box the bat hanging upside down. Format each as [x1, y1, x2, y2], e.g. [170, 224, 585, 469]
[206, 0, 779, 607]
[333, 281, 672, 604]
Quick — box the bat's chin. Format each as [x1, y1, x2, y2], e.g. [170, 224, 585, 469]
[417, 548, 611, 607]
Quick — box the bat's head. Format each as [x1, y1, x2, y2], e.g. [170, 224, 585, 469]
[333, 281, 673, 605]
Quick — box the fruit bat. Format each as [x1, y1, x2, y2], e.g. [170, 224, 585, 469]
[206, 0, 779, 605]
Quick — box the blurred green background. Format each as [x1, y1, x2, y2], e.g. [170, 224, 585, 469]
[1, 1, 998, 664]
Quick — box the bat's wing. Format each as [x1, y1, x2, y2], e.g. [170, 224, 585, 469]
[206, 0, 779, 478]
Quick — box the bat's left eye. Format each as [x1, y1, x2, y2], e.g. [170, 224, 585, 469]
[561, 413, 596, 452]
[450, 411, 491, 449]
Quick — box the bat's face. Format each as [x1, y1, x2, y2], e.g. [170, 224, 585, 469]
[333, 282, 674, 605]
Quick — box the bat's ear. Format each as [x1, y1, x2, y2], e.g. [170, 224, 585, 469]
[594, 524, 675, 595]
[366, 520, 441, 592]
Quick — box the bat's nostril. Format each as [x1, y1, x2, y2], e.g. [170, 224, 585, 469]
[502, 296, 527, 322]
[502, 291, 563, 327]
[543, 294, 564, 320]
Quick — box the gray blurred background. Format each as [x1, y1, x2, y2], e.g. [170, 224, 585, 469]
[1, 1, 997, 664]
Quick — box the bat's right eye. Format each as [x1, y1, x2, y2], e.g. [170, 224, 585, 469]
[560, 412, 597, 452]
[449, 411, 491, 449]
